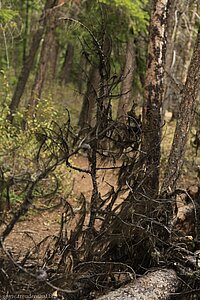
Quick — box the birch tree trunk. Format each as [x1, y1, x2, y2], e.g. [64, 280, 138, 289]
[117, 37, 136, 122]
[141, 0, 169, 197]
[162, 27, 200, 194]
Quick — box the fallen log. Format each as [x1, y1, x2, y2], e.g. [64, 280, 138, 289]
[96, 269, 179, 300]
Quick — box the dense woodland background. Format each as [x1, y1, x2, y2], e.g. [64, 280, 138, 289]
[0, 0, 200, 299]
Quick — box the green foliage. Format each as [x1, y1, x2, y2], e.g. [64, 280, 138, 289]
[99, 0, 149, 33]
[0, 9, 18, 25]
[0, 96, 74, 209]
[0, 0, 149, 211]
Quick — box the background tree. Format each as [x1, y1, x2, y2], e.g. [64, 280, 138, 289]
[117, 36, 136, 122]
[0, 0, 200, 297]
[27, 1, 62, 118]
[162, 26, 200, 193]
[60, 42, 74, 84]
[7, 0, 57, 122]
[163, 0, 197, 120]
[78, 65, 100, 128]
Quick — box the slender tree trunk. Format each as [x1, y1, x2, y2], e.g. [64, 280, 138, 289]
[179, 2, 197, 84]
[163, 0, 197, 120]
[78, 65, 100, 128]
[27, 1, 60, 117]
[162, 0, 180, 119]
[141, 0, 169, 197]
[49, 34, 59, 80]
[28, 31, 54, 117]
[23, 0, 30, 64]
[60, 42, 74, 84]
[77, 53, 87, 94]
[162, 27, 200, 194]
[7, 0, 57, 123]
[117, 37, 136, 122]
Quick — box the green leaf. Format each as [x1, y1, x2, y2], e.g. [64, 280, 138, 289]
[0, 9, 18, 24]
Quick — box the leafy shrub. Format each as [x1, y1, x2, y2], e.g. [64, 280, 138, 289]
[0, 95, 75, 212]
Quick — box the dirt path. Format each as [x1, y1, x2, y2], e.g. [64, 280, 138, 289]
[2, 155, 121, 255]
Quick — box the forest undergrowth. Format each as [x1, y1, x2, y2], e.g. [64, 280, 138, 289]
[0, 106, 199, 299]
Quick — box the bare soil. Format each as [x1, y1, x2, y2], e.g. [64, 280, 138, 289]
[2, 115, 199, 256]
[0, 136, 198, 297]
[2, 155, 120, 255]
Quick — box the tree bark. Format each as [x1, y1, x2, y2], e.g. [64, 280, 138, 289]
[117, 37, 136, 122]
[49, 34, 59, 80]
[7, 0, 57, 123]
[27, 1, 60, 117]
[23, 0, 30, 64]
[77, 53, 87, 94]
[162, 0, 181, 120]
[96, 269, 179, 300]
[141, 0, 169, 197]
[78, 65, 100, 128]
[60, 42, 74, 84]
[163, 0, 197, 120]
[162, 27, 200, 194]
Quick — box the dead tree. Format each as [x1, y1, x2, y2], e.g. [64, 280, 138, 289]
[97, 269, 179, 300]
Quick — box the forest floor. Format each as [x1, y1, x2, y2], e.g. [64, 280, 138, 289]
[3, 155, 121, 255]
[0, 116, 199, 297]
[0, 155, 125, 297]
[4, 112, 198, 254]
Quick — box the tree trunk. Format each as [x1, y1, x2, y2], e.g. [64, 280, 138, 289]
[141, 0, 169, 197]
[27, 1, 60, 117]
[7, 0, 57, 123]
[177, 2, 197, 84]
[163, 0, 197, 120]
[117, 37, 136, 122]
[78, 65, 100, 128]
[77, 53, 87, 94]
[97, 269, 179, 300]
[162, 27, 200, 194]
[22, 0, 30, 64]
[162, 0, 181, 120]
[60, 42, 74, 84]
[49, 34, 59, 80]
